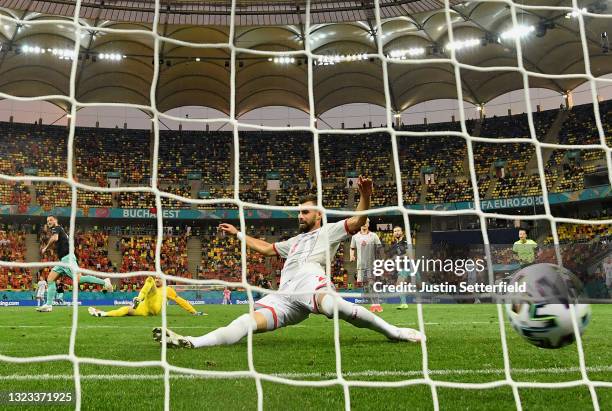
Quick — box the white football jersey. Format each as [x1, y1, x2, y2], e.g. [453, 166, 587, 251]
[273, 219, 354, 290]
[350, 231, 382, 270]
[37, 280, 47, 294]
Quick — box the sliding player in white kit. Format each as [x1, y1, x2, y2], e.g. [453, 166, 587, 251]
[153, 177, 425, 348]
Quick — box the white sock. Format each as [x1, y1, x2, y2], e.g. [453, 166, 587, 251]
[319, 295, 400, 340]
[189, 314, 257, 348]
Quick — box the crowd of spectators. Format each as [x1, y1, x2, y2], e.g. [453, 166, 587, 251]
[399, 136, 467, 180]
[425, 179, 473, 203]
[0, 103, 609, 214]
[0, 228, 32, 290]
[490, 173, 542, 198]
[75, 127, 151, 185]
[117, 233, 191, 290]
[545, 223, 612, 245]
[402, 180, 421, 204]
[158, 131, 231, 186]
[0, 122, 67, 177]
[198, 228, 273, 283]
[0, 182, 31, 210]
[73, 231, 114, 291]
[543, 101, 611, 193]
[479, 109, 557, 140]
[161, 184, 192, 209]
[320, 133, 396, 207]
[239, 132, 311, 206]
[35, 182, 71, 209]
[118, 192, 157, 208]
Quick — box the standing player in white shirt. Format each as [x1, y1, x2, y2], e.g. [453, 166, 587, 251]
[603, 256, 612, 289]
[154, 177, 425, 348]
[350, 218, 384, 312]
[36, 276, 48, 307]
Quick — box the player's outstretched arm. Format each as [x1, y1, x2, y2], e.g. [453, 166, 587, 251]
[41, 233, 58, 254]
[218, 223, 276, 256]
[346, 176, 372, 234]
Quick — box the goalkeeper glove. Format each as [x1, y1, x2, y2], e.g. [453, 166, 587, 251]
[132, 297, 142, 309]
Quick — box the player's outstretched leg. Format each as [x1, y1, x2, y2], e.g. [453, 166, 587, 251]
[79, 275, 112, 292]
[89, 306, 135, 317]
[317, 294, 425, 343]
[153, 313, 260, 348]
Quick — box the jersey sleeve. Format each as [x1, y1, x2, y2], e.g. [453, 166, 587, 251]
[374, 233, 382, 245]
[273, 237, 295, 258]
[350, 235, 356, 249]
[324, 219, 354, 244]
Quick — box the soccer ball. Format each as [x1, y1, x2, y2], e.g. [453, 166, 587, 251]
[504, 263, 591, 349]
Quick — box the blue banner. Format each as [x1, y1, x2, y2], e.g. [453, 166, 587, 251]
[406, 185, 611, 211]
[0, 185, 608, 218]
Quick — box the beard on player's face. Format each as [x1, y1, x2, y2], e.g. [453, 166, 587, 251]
[298, 206, 319, 233]
[298, 215, 316, 233]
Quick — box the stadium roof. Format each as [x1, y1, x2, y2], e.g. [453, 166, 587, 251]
[0, 0, 610, 116]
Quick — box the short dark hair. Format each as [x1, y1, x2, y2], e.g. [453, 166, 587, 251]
[519, 228, 528, 235]
[393, 224, 404, 231]
[298, 193, 318, 205]
[47, 215, 56, 220]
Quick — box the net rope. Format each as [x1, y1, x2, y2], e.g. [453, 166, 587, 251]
[0, 0, 611, 409]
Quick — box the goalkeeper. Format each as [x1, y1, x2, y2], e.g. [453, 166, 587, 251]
[88, 276, 205, 317]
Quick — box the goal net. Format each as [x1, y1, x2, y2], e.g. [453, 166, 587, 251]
[0, 0, 611, 410]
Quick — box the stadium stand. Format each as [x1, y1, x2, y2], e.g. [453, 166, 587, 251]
[0, 122, 67, 177]
[1, 102, 609, 211]
[118, 232, 191, 290]
[75, 127, 151, 185]
[0, 227, 32, 290]
[158, 130, 232, 185]
[239, 132, 311, 206]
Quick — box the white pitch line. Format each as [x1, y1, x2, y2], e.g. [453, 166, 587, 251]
[0, 366, 611, 381]
[0, 321, 497, 329]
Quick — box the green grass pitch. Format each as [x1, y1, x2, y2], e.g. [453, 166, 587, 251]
[0, 304, 610, 410]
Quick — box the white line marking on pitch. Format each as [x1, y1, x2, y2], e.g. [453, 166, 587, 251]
[0, 321, 497, 329]
[1, 366, 611, 381]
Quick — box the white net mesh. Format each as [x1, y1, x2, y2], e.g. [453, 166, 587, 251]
[0, 0, 611, 410]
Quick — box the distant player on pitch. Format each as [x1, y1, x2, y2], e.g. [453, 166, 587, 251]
[37, 215, 112, 312]
[35, 275, 47, 307]
[54, 281, 65, 305]
[88, 276, 205, 317]
[388, 225, 416, 310]
[350, 218, 383, 312]
[222, 287, 232, 305]
[154, 177, 425, 348]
